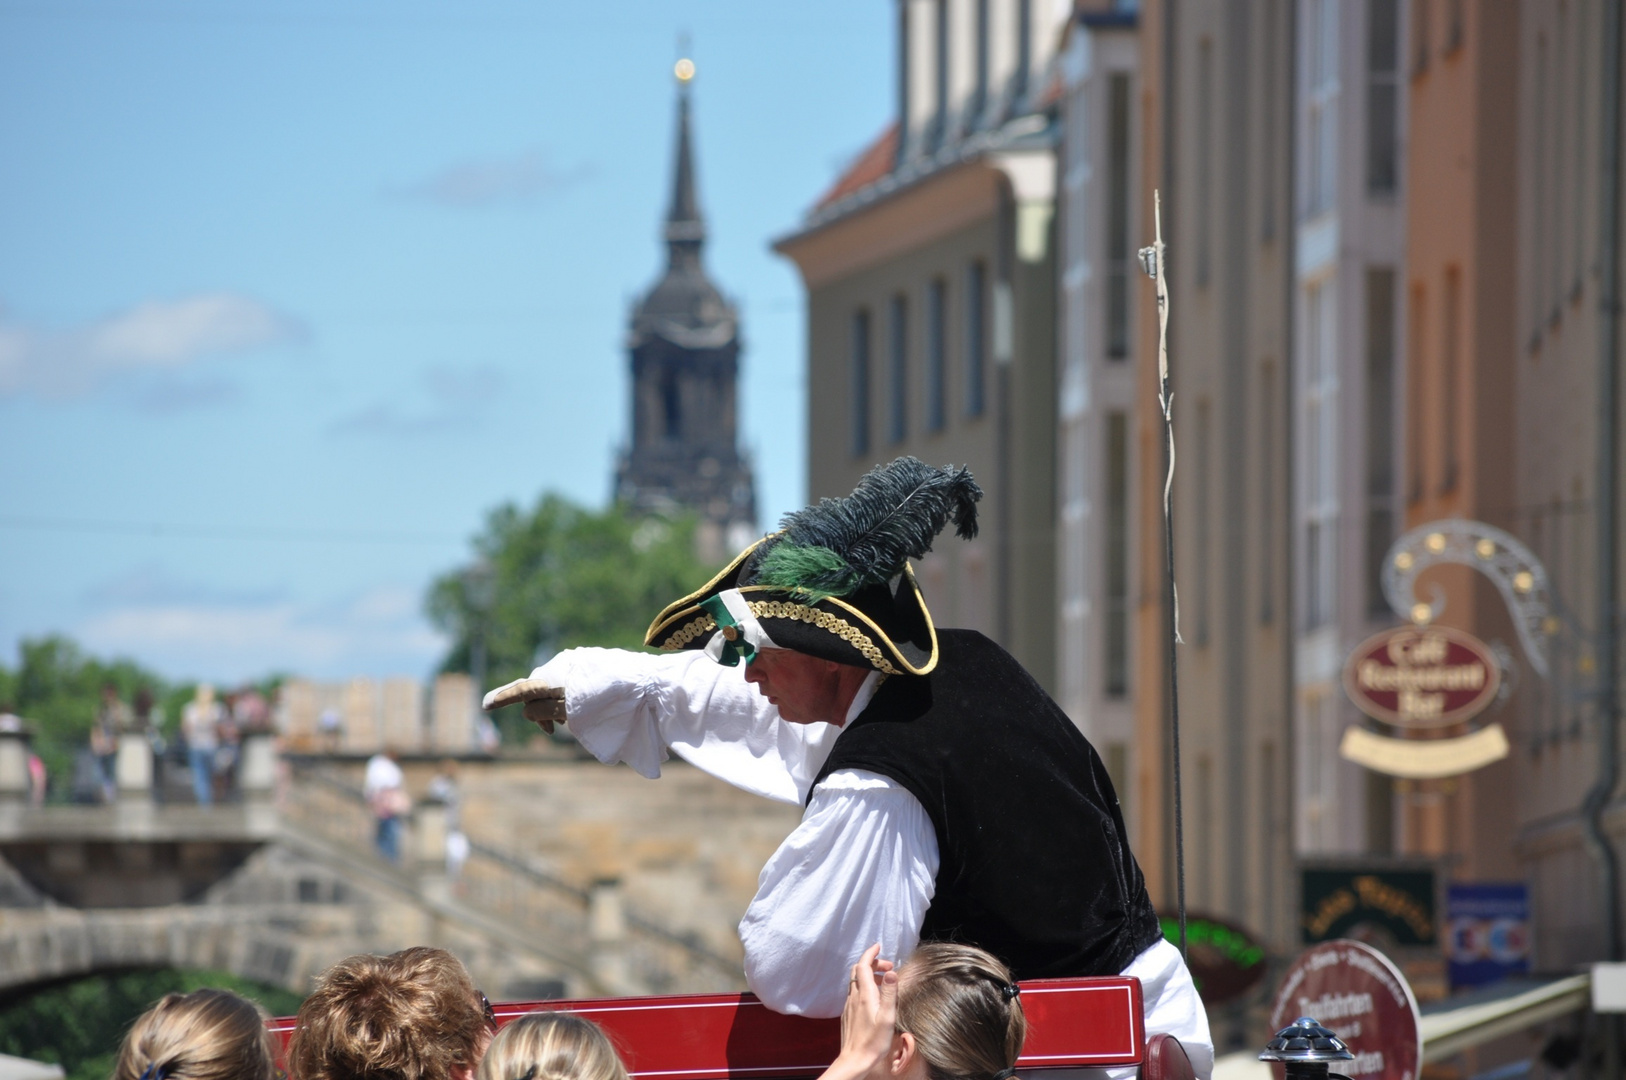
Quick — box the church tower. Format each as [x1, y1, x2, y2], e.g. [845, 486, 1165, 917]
[615, 59, 757, 562]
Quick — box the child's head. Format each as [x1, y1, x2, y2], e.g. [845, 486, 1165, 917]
[895, 943, 1027, 1080]
[475, 1011, 630, 1080]
[112, 988, 276, 1080]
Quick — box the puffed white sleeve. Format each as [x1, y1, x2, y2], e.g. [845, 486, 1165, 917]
[738, 769, 939, 1017]
[528, 647, 842, 805]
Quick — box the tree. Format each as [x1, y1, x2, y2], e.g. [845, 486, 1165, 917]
[426, 495, 719, 744]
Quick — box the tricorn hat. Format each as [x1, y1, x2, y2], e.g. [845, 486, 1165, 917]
[644, 457, 981, 675]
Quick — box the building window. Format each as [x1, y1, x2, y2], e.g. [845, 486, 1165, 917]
[1195, 396, 1212, 646]
[1303, 277, 1338, 630]
[1365, 268, 1396, 615]
[1106, 72, 1131, 359]
[1445, 0, 1464, 54]
[1105, 411, 1130, 697]
[851, 309, 872, 456]
[932, 0, 949, 149]
[1013, 0, 1032, 102]
[1196, 37, 1213, 287]
[1305, 0, 1339, 218]
[1441, 267, 1460, 491]
[1263, 0, 1280, 239]
[926, 278, 947, 432]
[971, 0, 989, 123]
[1367, 0, 1399, 195]
[661, 369, 682, 440]
[966, 262, 987, 417]
[889, 294, 909, 443]
[1260, 359, 1277, 623]
[1408, 284, 1426, 500]
[1412, 0, 1431, 75]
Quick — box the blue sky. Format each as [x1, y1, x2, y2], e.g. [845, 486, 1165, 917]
[0, 1, 891, 683]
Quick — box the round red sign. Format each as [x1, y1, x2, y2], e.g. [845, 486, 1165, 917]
[1342, 625, 1501, 729]
[1268, 940, 1422, 1080]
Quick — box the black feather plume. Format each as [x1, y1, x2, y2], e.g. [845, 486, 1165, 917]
[750, 457, 982, 600]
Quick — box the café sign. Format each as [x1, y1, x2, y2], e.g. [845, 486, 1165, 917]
[1342, 625, 1501, 728]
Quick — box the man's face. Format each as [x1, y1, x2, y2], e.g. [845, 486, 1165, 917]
[743, 649, 861, 726]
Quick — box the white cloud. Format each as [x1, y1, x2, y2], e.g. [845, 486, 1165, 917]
[75, 582, 445, 683]
[328, 363, 505, 437]
[397, 148, 592, 208]
[0, 293, 305, 400]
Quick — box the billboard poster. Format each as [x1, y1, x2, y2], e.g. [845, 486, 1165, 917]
[1446, 883, 1530, 989]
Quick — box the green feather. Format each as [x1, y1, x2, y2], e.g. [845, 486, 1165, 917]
[754, 543, 858, 602]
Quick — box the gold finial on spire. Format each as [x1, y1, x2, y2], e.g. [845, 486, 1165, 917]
[674, 57, 695, 82]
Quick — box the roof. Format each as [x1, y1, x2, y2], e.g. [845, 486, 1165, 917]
[814, 123, 899, 211]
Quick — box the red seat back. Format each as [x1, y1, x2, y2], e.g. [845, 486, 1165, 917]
[1140, 1033, 1196, 1080]
[270, 976, 1147, 1079]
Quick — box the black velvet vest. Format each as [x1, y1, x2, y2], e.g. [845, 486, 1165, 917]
[811, 629, 1163, 980]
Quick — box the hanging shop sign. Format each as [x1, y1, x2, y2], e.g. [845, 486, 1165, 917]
[1338, 724, 1510, 779]
[1159, 913, 1267, 1005]
[1342, 625, 1501, 728]
[1446, 882, 1531, 990]
[1269, 940, 1423, 1080]
[1301, 867, 1436, 947]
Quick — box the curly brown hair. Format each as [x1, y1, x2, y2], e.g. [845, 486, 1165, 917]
[286, 946, 491, 1080]
[111, 988, 277, 1080]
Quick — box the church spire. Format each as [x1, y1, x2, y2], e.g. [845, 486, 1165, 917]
[665, 57, 705, 267]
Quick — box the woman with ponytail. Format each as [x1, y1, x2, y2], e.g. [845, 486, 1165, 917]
[819, 942, 1026, 1080]
[110, 988, 277, 1080]
[474, 1012, 629, 1080]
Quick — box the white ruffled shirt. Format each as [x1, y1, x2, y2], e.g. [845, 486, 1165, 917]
[532, 647, 936, 1017]
[527, 647, 1215, 1080]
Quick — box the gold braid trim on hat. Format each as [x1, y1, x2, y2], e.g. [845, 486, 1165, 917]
[662, 614, 717, 650]
[656, 601, 902, 675]
[748, 600, 902, 675]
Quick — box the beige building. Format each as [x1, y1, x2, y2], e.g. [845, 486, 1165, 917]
[1290, 0, 1410, 860]
[774, 0, 1072, 692]
[1128, 0, 1297, 970]
[1054, 10, 1143, 835]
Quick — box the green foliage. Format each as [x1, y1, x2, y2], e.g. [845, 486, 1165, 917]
[0, 637, 170, 803]
[0, 968, 303, 1080]
[426, 495, 719, 745]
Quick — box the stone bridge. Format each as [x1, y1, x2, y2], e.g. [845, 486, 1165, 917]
[0, 730, 800, 1003]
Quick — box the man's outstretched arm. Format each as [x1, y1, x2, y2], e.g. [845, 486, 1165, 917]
[485, 647, 843, 805]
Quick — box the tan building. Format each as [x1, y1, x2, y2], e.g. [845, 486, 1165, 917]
[774, 0, 1072, 692]
[1290, 0, 1410, 860]
[1053, 8, 1141, 838]
[1127, 0, 1297, 971]
[1390, 0, 1626, 974]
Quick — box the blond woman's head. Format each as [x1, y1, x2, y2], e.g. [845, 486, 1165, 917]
[475, 1011, 629, 1080]
[111, 988, 276, 1080]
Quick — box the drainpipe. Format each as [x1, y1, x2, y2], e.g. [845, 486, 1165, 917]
[1584, 0, 1624, 968]
[1587, 7, 1624, 1080]
[994, 178, 1015, 648]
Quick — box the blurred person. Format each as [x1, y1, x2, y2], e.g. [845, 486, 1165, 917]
[319, 704, 343, 752]
[181, 684, 222, 807]
[286, 945, 494, 1080]
[426, 758, 468, 879]
[364, 748, 409, 863]
[474, 1011, 628, 1080]
[212, 696, 242, 803]
[0, 702, 20, 732]
[26, 749, 45, 806]
[93, 682, 130, 801]
[110, 987, 278, 1080]
[134, 686, 167, 795]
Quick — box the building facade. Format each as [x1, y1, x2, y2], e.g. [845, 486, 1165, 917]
[1054, 10, 1142, 838]
[1289, 0, 1410, 860]
[616, 73, 757, 562]
[775, 0, 1071, 692]
[1128, 0, 1297, 979]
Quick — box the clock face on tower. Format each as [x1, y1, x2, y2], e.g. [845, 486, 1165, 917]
[614, 65, 757, 562]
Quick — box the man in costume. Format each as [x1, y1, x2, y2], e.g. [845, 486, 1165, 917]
[485, 458, 1211, 1078]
